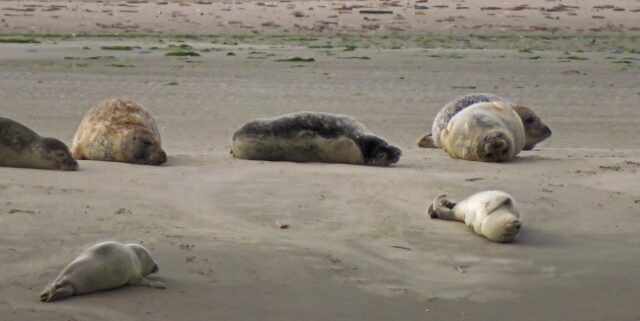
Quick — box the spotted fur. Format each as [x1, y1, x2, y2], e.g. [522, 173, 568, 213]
[72, 98, 166, 165]
[417, 93, 551, 150]
[231, 112, 401, 166]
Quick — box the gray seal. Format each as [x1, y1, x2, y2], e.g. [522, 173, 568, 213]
[0, 117, 77, 170]
[40, 241, 165, 302]
[417, 93, 551, 150]
[231, 111, 401, 166]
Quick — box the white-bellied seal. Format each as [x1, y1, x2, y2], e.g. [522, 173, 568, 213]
[40, 241, 165, 302]
[417, 93, 551, 150]
[0, 117, 77, 170]
[427, 191, 522, 243]
[72, 98, 167, 165]
[439, 101, 525, 162]
[230, 111, 402, 166]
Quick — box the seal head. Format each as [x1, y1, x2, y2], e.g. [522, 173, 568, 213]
[359, 135, 402, 166]
[126, 243, 160, 275]
[512, 106, 552, 150]
[34, 137, 79, 170]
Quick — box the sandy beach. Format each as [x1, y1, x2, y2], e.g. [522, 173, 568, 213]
[1, 1, 639, 320]
[1, 0, 640, 35]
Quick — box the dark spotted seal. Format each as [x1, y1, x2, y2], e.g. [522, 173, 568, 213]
[72, 98, 167, 165]
[231, 112, 401, 166]
[40, 241, 165, 302]
[0, 117, 77, 170]
[417, 93, 551, 150]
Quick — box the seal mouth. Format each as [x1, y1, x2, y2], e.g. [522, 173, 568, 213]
[523, 126, 552, 151]
[136, 151, 167, 166]
[387, 147, 402, 165]
[60, 160, 79, 171]
[542, 126, 552, 139]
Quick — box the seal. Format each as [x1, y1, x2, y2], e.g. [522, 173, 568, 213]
[40, 241, 165, 302]
[230, 111, 402, 166]
[439, 101, 525, 162]
[416, 93, 551, 150]
[0, 117, 77, 170]
[72, 98, 167, 165]
[427, 191, 522, 243]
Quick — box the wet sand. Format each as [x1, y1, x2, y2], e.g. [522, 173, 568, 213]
[0, 0, 639, 36]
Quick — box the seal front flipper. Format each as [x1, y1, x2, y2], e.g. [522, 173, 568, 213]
[130, 277, 166, 289]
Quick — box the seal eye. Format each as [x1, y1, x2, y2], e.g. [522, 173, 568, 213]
[524, 117, 535, 124]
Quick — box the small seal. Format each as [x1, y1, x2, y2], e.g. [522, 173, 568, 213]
[0, 117, 77, 170]
[440, 101, 525, 162]
[40, 241, 165, 302]
[72, 98, 167, 165]
[427, 191, 522, 243]
[417, 93, 551, 150]
[231, 111, 401, 166]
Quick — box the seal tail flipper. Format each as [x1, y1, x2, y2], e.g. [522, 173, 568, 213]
[429, 194, 460, 221]
[417, 132, 437, 148]
[40, 283, 74, 302]
[130, 277, 166, 289]
[478, 133, 511, 162]
[427, 203, 437, 218]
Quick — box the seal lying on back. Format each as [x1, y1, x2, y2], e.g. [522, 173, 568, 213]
[417, 93, 551, 150]
[40, 241, 165, 302]
[0, 117, 77, 170]
[427, 191, 522, 243]
[440, 101, 525, 162]
[72, 98, 167, 165]
[231, 112, 402, 166]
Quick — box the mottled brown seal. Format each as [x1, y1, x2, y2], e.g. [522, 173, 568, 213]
[231, 111, 401, 166]
[0, 117, 77, 170]
[427, 190, 522, 243]
[40, 241, 165, 302]
[417, 93, 551, 150]
[72, 98, 167, 165]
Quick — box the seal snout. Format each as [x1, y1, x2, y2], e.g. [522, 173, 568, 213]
[500, 219, 522, 242]
[388, 146, 402, 164]
[155, 150, 167, 165]
[138, 149, 167, 165]
[68, 160, 79, 171]
[58, 156, 78, 171]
